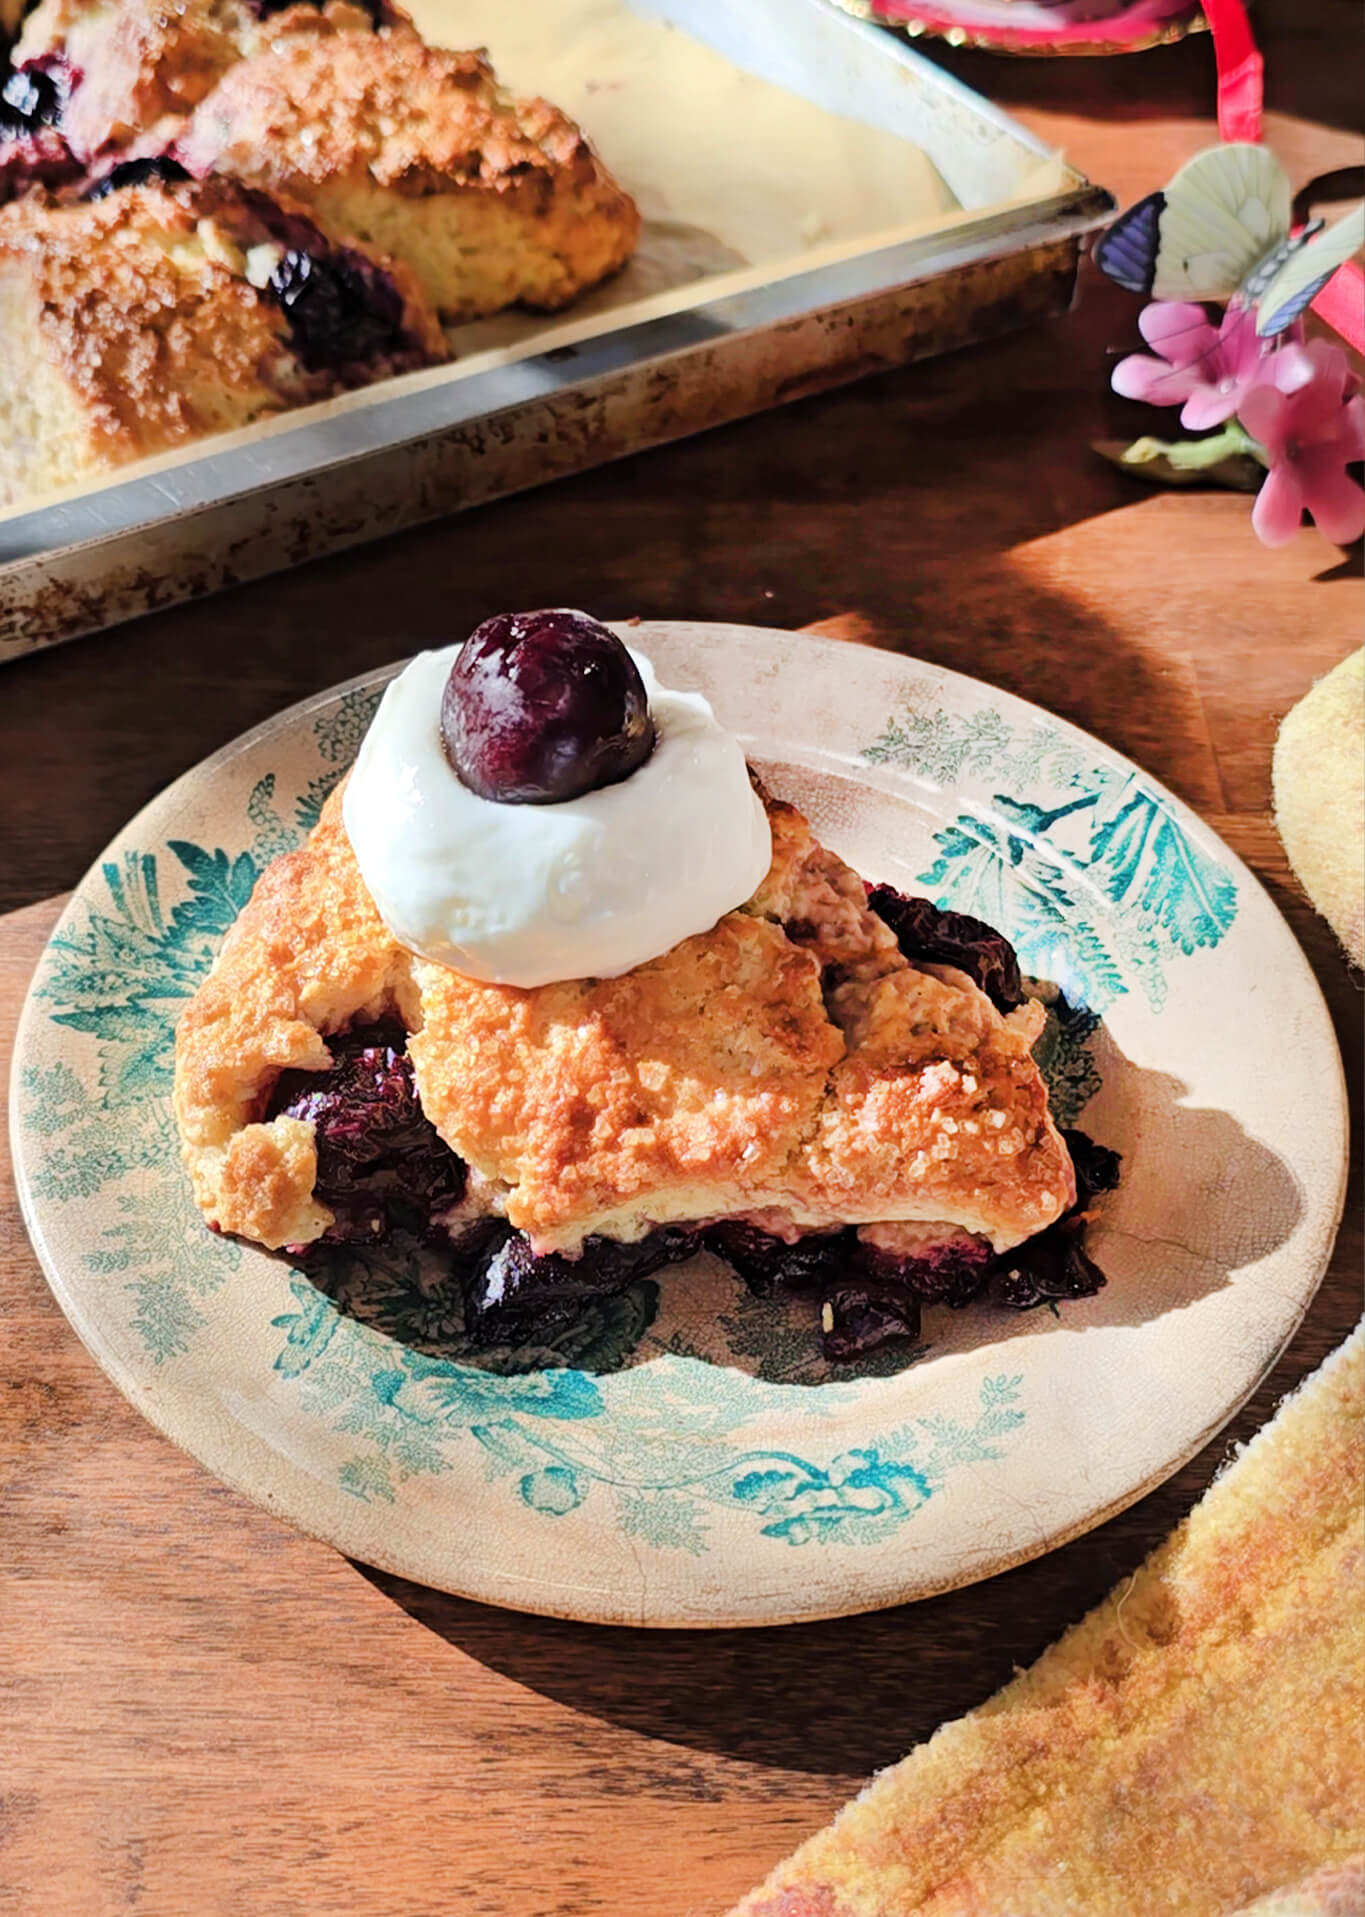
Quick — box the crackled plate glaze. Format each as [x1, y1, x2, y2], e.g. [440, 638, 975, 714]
[10, 624, 1347, 1627]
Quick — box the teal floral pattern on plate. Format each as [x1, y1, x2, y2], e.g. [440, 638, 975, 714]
[12, 623, 1341, 1627]
[270, 1267, 1025, 1552]
[864, 699, 1237, 1014]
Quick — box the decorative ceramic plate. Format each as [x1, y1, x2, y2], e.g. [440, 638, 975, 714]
[836, 0, 1205, 56]
[10, 624, 1346, 1627]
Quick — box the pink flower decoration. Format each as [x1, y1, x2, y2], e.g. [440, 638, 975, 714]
[1240, 340, 1365, 548]
[1112, 302, 1268, 429]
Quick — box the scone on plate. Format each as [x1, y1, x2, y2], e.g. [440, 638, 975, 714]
[173, 612, 1114, 1365]
[177, 29, 642, 321]
[6, 0, 403, 170]
[0, 168, 445, 507]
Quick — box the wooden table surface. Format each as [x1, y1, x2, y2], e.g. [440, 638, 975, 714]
[2, 6, 1361, 1913]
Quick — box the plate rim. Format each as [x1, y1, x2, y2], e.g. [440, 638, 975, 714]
[845, 0, 1205, 57]
[8, 621, 1350, 1627]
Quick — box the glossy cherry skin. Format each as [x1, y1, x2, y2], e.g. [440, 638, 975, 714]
[440, 609, 655, 805]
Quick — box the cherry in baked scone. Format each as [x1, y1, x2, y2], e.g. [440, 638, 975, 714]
[176, 30, 641, 323]
[82, 153, 190, 199]
[0, 49, 64, 130]
[867, 885, 1025, 1012]
[267, 1022, 465, 1242]
[8, 0, 402, 169]
[441, 610, 655, 806]
[258, 230, 411, 374]
[0, 174, 445, 507]
[0, 51, 80, 197]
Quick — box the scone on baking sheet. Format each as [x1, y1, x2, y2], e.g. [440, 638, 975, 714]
[0, 170, 445, 508]
[177, 28, 642, 321]
[173, 615, 1098, 1365]
[5, 0, 404, 172]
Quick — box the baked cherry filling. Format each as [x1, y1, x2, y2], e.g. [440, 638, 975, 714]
[458, 1226, 702, 1347]
[82, 155, 192, 201]
[867, 885, 1024, 1012]
[267, 1022, 465, 1243]
[237, 190, 421, 374]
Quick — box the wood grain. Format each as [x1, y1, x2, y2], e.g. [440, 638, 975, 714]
[1, 3, 1361, 1912]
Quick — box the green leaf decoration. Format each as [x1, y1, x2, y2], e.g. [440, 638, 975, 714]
[1093, 430, 1266, 493]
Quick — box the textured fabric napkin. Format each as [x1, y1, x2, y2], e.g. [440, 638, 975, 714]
[730, 1326, 1365, 1917]
[1274, 650, 1364, 970]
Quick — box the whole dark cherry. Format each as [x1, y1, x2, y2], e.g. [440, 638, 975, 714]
[441, 609, 655, 805]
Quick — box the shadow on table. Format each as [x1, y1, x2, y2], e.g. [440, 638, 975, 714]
[1314, 548, 1363, 584]
[349, 1420, 1233, 1778]
[355, 1558, 1079, 1777]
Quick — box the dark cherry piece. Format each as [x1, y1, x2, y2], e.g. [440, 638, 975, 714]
[441, 610, 655, 805]
[852, 1232, 995, 1311]
[0, 54, 82, 198]
[267, 1022, 465, 1244]
[867, 885, 1025, 1012]
[701, 1221, 850, 1298]
[820, 1283, 922, 1363]
[225, 187, 414, 373]
[263, 244, 408, 373]
[458, 1225, 699, 1345]
[991, 1127, 1121, 1310]
[82, 155, 191, 201]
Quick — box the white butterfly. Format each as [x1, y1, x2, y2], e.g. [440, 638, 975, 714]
[1094, 143, 1364, 337]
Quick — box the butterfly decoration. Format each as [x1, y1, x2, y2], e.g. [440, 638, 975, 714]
[1094, 143, 1364, 338]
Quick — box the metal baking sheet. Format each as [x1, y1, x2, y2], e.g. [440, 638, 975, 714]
[0, 0, 1113, 658]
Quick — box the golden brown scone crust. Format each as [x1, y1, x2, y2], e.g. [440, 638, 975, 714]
[177, 29, 642, 319]
[730, 1325, 1365, 1917]
[174, 784, 1074, 1254]
[0, 175, 444, 503]
[14, 0, 398, 160]
[0, 179, 301, 495]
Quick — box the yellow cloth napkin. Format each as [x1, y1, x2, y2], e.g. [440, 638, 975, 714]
[1274, 650, 1364, 968]
[730, 1327, 1365, 1917]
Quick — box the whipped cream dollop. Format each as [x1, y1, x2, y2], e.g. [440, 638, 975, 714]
[342, 641, 772, 987]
